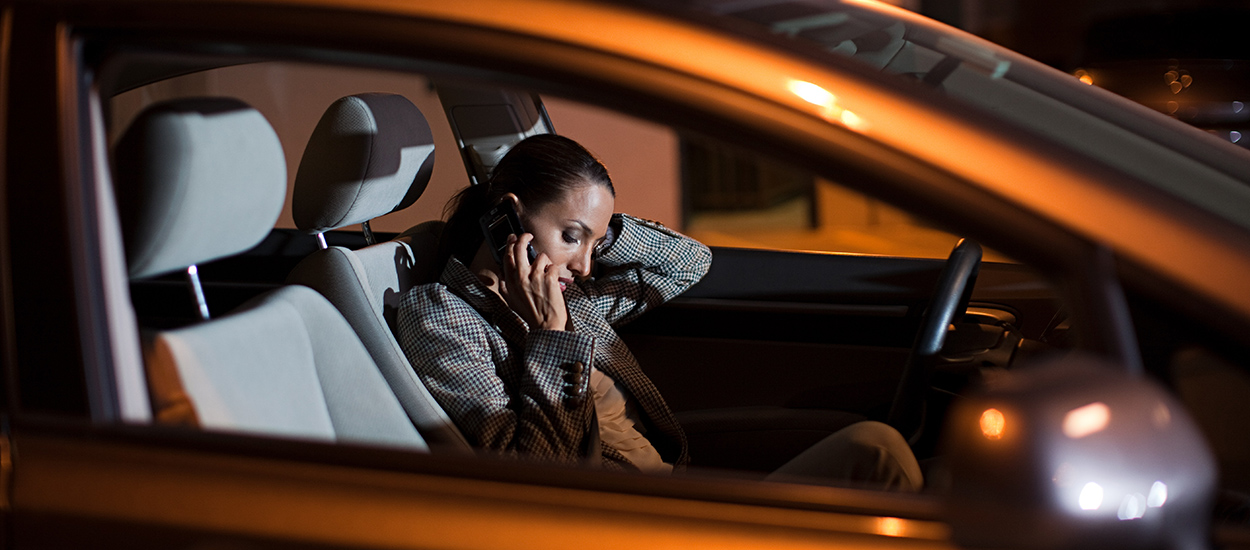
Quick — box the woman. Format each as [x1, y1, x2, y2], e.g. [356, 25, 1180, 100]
[397, 134, 921, 489]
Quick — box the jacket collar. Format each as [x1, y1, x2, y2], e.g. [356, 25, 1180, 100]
[440, 258, 531, 345]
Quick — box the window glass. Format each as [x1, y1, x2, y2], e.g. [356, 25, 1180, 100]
[681, 135, 1006, 259]
[112, 62, 991, 260]
[110, 63, 686, 237]
[109, 62, 466, 233]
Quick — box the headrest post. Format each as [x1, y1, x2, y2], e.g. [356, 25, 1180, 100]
[361, 220, 377, 246]
[316, 232, 328, 250]
[186, 265, 211, 320]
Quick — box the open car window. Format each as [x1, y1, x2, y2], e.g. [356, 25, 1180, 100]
[110, 60, 982, 260]
[101, 50, 1072, 485]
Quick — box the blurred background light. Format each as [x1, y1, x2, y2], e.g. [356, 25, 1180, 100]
[1063, 402, 1110, 439]
[1079, 482, 1104, 510]
[980, 408, 1005, 439]
[1147, 481, 1168, 507]
[1117, 493, 1146, 520]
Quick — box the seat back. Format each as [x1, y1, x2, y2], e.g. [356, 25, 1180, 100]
[287, 93, 469, 452]
[116, 97, 426, 450]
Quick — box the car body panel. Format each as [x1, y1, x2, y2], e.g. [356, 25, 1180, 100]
[15, 425, 951, 549]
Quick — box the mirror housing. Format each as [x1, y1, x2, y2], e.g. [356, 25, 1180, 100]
[942, 354, 1216, 550]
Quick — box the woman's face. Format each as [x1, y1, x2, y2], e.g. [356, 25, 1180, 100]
[522, 181, 615, 288]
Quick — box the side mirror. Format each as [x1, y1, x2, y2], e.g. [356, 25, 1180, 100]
[941, 354, 1216, 550]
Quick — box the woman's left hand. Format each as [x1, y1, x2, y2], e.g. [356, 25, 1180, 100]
[499, 233, 569, 331]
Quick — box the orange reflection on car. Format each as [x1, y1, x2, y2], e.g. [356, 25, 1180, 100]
[979, 408, 1005, 440]
[786, 79, 869, 131]
[1062, 402, 1109, 439]
[875, 517, 905, 537]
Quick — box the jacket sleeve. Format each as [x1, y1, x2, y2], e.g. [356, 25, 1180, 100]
[582, 214, 712, 327]
[397, 285, 596, 464]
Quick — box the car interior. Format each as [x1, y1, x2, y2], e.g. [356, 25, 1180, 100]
[100, 49, 1083, 490]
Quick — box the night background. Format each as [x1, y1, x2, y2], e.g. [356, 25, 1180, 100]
[919, 0, 1250, 145]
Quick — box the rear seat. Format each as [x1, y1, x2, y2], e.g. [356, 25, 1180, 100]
[115, 97, 427, 450]
[285, 93, 471, 453]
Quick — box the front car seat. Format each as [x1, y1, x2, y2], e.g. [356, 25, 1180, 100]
[286, 93, 470, 452]
[115, 97, 427, 450]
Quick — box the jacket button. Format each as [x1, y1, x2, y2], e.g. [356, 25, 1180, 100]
[564, 372, 584, 385]
[562, 385, 581, 397]
[570, 361, 585, 374]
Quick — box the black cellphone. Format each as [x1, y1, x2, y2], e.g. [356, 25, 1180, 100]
[479, 200, 537, 265]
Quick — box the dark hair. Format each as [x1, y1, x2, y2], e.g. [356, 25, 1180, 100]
[439, 134, 615, 266]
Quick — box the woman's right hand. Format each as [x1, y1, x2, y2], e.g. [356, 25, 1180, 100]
[499, 233, 569, 331]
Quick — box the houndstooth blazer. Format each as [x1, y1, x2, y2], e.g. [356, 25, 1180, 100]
[397, 214, 712, 471]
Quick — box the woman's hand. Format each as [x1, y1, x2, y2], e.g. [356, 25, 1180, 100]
[499, 233, 569, 331]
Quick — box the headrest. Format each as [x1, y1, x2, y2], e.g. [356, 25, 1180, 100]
[292, 93, 435, 234]
[114, 98, 287, 279]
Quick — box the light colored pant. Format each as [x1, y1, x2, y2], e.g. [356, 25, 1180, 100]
[765, 420, 924, 492]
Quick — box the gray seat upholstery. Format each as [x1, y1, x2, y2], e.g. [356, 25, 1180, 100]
[286, 93, 470, 452]
[116, 97, 427, 450]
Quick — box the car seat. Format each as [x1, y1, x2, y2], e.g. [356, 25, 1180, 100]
[115, 97, 427, 450]
[285, 93, 471, 452]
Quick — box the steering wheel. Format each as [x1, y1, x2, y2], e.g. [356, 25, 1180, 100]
[887, 239, 982, 441]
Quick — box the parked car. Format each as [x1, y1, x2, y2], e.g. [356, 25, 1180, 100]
[4, 0, 1249, 548]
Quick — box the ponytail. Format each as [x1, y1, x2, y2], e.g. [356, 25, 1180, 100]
[436, 181, 492, 269]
